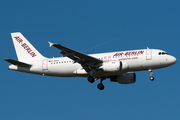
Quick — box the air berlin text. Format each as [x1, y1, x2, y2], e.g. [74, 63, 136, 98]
[14, 36, 37, 57]
[114, 50, 144, 57]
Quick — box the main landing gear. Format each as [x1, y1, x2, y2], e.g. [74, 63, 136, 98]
[97, 83, 104, 90]
[87, 76, 105, 90]
[97, 78, 105, 90]
[149, 69, 154, 81]
[88, 76, 95, 83]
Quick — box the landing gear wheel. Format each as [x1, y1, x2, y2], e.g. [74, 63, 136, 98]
[150, 76, 154, 81]
[97, 83, 104, 90]
[88, 76, 95, 83]
[148, 69, 154, 81]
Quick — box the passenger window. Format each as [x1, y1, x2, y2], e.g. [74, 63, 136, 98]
[159, 52, 161, 55]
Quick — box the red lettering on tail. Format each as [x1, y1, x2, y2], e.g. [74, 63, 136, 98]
[14, 36, 37, 57]
[14, 36, 23, 43]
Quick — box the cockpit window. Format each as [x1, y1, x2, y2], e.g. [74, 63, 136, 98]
[158, 52, 168, 55]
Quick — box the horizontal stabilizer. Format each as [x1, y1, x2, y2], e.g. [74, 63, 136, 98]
[4, 59, 32, 67]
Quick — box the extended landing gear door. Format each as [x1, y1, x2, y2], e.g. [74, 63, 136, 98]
[146, 50, 152, 60]
[42, 59, 48, 70]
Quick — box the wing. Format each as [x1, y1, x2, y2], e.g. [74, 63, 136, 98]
[48, 42, 103, 72]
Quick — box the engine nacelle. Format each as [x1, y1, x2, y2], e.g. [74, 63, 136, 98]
[100, 61, 128, 72]
[110, 72, 136, 84]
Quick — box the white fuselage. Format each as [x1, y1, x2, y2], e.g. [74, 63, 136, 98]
[9, 49, 177, 78]
[6, 32, 177, 90]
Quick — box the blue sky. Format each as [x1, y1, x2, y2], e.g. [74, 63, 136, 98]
[0, 0, 180, 120]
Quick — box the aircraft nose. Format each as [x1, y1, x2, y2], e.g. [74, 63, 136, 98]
[169, 56, 177, 65]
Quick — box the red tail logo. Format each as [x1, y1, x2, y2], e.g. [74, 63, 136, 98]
[14, 36, 37, 57]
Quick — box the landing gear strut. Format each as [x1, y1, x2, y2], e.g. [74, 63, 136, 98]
[149, 69, 154, 81]
[88, 68, 96, 83]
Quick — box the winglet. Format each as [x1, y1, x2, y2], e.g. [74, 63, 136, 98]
[48, 42, 54, 47]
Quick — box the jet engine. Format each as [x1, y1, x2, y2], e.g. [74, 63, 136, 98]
[100, 61, 128, 72]
[110, 72, 136, 84]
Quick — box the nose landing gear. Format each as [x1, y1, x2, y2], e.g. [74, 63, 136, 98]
[149, 69, 154, 81]
[150, 76, 154, 81]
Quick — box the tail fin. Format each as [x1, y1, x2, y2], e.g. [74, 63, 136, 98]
[11, 32, 45, 62]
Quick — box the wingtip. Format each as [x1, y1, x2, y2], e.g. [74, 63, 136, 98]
[4, 58, 9, 61]
[48, 42, 54, 47]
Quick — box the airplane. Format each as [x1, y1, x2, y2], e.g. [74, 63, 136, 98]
[4, 32, 177, 90]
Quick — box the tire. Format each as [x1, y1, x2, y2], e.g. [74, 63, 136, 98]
[88, 76, 95, 83]
[150, 76, 154, 81]
[97, 83, 104, 90]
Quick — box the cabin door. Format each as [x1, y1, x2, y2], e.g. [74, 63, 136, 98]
[146, 50, 152, 60]
[42, 59, 48, 70]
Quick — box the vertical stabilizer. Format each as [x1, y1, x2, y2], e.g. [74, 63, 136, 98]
[11, 32, 45, 62]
